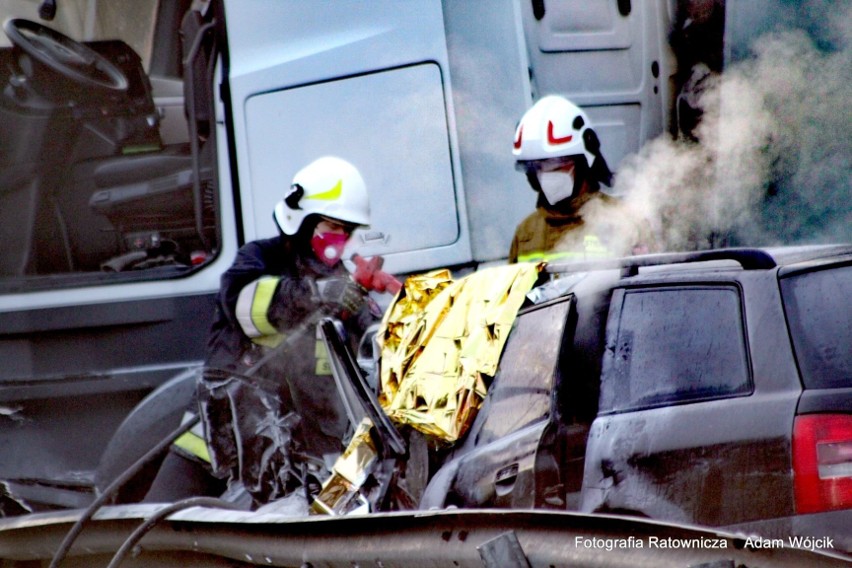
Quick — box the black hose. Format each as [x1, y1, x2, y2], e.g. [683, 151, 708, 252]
[106, 496, 243, 568]
[49, 417, 200, 568]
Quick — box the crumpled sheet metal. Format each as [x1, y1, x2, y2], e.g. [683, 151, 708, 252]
[377, 263, 542, 444]
[198, 369, 303, 505]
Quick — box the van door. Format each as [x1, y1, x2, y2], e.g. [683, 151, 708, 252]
[0, 0, 230, 511]
[223, 0, 470, 275]
[520, 0, 674, 169]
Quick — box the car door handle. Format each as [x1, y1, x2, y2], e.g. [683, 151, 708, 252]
[495, 463, 519, 487]
[600, 458, 622, 485]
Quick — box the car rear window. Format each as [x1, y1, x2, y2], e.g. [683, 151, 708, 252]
[781, 264, 851, 389]
[600, 286, 752, 413]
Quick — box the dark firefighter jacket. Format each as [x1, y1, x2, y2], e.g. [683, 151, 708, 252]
[206, 234, 351, 370]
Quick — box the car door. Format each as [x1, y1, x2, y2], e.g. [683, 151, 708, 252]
[582, 279, 801, 526]
[421, 295, 576, 510]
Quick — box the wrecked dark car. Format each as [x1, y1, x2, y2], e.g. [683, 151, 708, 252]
[415, 245, 852, 555]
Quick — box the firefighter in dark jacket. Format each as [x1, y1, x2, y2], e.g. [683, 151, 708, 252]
[510, 95, 652, 263]
[206, 155, 373, 372]
[145, 156, 389, 503]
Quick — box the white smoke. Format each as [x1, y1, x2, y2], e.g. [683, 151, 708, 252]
[601, 12, 851, 252]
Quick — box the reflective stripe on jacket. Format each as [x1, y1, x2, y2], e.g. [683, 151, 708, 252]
[516, 234, 612, 263]
[235, 276, 281, 338]
[235, 276, 287, 347]
[172, 412, 211, 463]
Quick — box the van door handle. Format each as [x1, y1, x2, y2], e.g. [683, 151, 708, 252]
[360, 231, 389, 244]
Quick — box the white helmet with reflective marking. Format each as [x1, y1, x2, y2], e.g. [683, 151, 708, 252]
[274, 156, 370, 236]
[512, 95, 612, 190]
[513, 95, 596, 165]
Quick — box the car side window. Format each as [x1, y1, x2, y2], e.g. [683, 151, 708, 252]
[475, 296, 574, 444]
[781, 264, 851, 389]
[600, 286, 751, 414]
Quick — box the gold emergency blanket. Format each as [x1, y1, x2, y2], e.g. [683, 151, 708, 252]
[378, 262, 542, 444]
[311, 418, 376, 515]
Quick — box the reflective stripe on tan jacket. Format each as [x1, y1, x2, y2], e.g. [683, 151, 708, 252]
[509, 192, 655, 263]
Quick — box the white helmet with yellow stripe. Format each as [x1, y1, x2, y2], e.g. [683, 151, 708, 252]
[273, 156, 370, 236]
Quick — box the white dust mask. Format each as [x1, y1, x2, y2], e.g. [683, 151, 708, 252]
[537, 170, 575, 205]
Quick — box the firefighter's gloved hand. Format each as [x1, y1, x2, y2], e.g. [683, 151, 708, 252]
[352, 254, 403, 295]
[314, 276, 366, 315]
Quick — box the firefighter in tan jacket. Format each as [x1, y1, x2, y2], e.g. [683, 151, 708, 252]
[510, 95, 652, 263]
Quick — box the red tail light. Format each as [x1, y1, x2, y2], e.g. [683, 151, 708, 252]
[793, 414, 852, 514]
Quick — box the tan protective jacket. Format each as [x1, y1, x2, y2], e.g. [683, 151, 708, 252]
[509, 192, 653, 263]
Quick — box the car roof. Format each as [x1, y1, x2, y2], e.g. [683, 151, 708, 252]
[545, 244, 852, 278]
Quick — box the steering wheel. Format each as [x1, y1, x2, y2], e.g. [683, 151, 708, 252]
[3, 18, 128, 92]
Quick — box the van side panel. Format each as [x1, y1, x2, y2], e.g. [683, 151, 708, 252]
[0, 294, 213, 493]
[222, 0, 471, 275]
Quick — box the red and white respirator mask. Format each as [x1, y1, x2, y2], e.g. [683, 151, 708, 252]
[311, 231, 348, 266]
